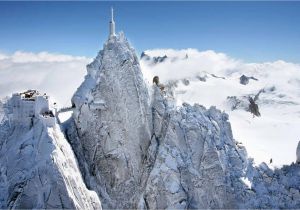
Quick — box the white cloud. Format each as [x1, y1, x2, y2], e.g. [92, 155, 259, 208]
[141, 49, 241, 82]
[0, 53, 8, 60]
[10, 51, 87, 63]
[0, 51, 91, 106]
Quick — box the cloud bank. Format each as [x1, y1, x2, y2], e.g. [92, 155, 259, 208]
[0, 51, 91, 106]
[140, 49, 240, 83]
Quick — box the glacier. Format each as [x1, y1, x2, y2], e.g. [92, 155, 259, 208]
[0, 32, 299, 209]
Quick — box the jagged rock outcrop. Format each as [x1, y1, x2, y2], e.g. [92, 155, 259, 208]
[240, 74, 258, 85]
[244, 161, 300, 208]
[140, 52, 168, 64]
[0, 100, 101, 209]
[140, 51, 151, 61]
[248, 97, 261, 117]
[227, 89, 264, 117]
[140, 86, 248, 209]
[70, 33, 152, 208]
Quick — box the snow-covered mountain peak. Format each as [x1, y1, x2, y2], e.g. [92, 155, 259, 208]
[69, 32, 153, 208]
[72, 32, 143, 109]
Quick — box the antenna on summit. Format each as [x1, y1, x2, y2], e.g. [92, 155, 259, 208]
[109, 7, 116, 38]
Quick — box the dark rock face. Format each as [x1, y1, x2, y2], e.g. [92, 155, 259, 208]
[153, 55, 168, 64]
[211, 74, 225, 80]
[240, 75, 249, 85]
[140, 52, 168, 64]
[248, 97, 261, 117]
[182, 79, 190, 86]
[196, 75, 207, 82]
[153, 76, 159, 85]
[140, 51, 151, 60]
[240, 75, 258, 85]
[227, 88, 264, 117]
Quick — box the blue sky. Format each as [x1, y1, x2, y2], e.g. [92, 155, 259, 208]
[0, 1, 300, 62]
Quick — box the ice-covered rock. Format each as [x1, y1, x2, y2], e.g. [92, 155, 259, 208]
[0, 98, 101, 209]
[70, 33, 152, 208]
[141, 86, 248, 208]
[244, 161, 300, 208]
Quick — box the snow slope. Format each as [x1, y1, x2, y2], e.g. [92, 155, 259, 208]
[141, 49, 300, 166]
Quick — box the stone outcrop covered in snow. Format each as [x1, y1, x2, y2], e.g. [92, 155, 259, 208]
[141, 86, 248, 208]
[70, 33, 152, 208]
[0, 98, 101, 209]
[244, 161, 300, 208]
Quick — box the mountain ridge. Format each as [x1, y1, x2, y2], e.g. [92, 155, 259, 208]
[0, 33, 299, 209]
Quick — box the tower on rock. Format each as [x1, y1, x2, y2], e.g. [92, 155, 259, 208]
[109, 7, 116, 38]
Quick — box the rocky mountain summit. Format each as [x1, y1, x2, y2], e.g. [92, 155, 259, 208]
[0, 31, 299, 209]
[67, 33, 299, 209]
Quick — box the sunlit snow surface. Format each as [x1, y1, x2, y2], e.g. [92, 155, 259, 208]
[141, 49, 300, 166]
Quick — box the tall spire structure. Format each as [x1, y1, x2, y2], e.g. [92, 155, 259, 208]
[109, 7, 116, 38]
